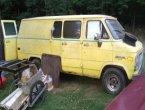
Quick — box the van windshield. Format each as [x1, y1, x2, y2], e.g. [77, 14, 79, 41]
[106, 19, 125, 39]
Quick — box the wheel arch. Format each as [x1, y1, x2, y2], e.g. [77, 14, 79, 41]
[29, 57, 41, 61]
[100, 64, 129, 81]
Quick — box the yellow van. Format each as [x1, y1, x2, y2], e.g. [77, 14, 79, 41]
[17, 15, 144, 94]
[0, 20, 17, 61]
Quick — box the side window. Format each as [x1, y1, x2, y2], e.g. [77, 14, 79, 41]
[86, 21, 109, 39]
[3, 22, 16, 36]
[52, 21, 62, 38]
[0, 24, 3, 36]
[63, 21, 81, 39]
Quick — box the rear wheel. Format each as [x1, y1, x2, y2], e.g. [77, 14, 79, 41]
[102, 68, 126, 95]
[31, 59, 41, 69]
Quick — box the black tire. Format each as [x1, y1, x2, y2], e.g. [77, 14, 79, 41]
[0, 107, 7, 110]
[32, 59, 41, 69]
[101, 68, 126, 95]
[29, 80, 45, 104]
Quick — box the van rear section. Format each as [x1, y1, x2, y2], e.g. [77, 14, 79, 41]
[17, 19, 51, 60]
[0, 20, 17, 62]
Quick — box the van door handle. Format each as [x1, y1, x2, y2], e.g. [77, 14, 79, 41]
[83, 43, 89, 47]
[62, 42, 67, 45]
[6, 40, 10, 43]
[17, 47, 20, 50]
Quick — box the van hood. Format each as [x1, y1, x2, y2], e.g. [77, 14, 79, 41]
[119, 32, 143, 53]
[114, 40, 143, 53]
[124, 40, 143, 53]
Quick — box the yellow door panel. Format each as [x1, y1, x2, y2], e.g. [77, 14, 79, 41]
[82, 41, 113, 78]
[62, 66, 83, 75]
[4, 38, 17, 61]
[62, 41, 81, 59]
[62, 57, 82, 67]
[82, 41, 112, 61]
[82, 69, 100, 78]
[1, 20, 17, 61]
[61, 40, 82, 74]
[51, 39, 62, 56]
[61, 20, 83, 75]
[82, 19, 113, 78]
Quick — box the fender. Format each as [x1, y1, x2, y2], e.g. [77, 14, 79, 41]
[99, 62, 131, 80]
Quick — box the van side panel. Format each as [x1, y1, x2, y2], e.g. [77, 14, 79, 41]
[17, 20, 52, 59]
[0, 21, 5, 60]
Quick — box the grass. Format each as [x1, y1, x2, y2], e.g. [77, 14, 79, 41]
[0, 74, 15, 100]
[0, 55, 145, 110]
[27, 74, 114, 110]
[0, 74, 114, 110]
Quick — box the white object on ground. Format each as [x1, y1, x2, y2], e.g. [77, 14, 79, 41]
[0, 88, 29, 110]
[39, 69, 54, 91]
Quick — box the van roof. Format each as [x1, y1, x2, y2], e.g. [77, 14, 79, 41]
[23, 15, 116, 20]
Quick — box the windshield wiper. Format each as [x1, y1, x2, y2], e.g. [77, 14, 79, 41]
[113, 30, 125, 34]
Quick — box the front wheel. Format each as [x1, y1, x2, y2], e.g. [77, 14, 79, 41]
[102, 68, 126, 95]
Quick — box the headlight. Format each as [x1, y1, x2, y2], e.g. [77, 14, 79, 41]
[134, 52, 143, 71]
[135, 56, 140, 71]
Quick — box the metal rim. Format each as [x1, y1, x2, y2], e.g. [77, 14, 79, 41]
[31, 83, 42, 101]
[106, 73, 121, 92]
[29, 81, 44, 104]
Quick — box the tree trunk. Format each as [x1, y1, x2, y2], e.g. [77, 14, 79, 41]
[132, 11, 136, 32]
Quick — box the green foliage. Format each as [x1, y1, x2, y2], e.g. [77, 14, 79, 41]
[0, 0, 145, 26]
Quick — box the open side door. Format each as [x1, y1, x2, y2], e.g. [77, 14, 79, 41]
[1, 20, 17, 61]
[0, 21, 5, 61]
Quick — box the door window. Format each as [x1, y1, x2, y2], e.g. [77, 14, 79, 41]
[86, 21, 109, 39]
[0, 24, 3, 36]
[63, 21, 81, 39]
[3, 22, 16, 36]
[52, 21, 62, 38]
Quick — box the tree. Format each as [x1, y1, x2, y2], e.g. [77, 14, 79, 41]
[0, 0, 145, 28]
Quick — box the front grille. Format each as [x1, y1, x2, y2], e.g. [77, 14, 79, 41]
[138, 52, 143, 67]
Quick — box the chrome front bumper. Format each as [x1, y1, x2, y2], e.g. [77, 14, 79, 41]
[132, 61, 144, 79]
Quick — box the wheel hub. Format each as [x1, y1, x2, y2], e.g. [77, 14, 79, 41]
[106, 74, 120, 92]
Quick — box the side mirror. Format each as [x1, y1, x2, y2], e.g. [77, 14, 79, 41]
[94, 33, 102, 47]
[98, 39, 102, 47]
[51, 27, 55, 36]
[94, 33, 101, 40]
